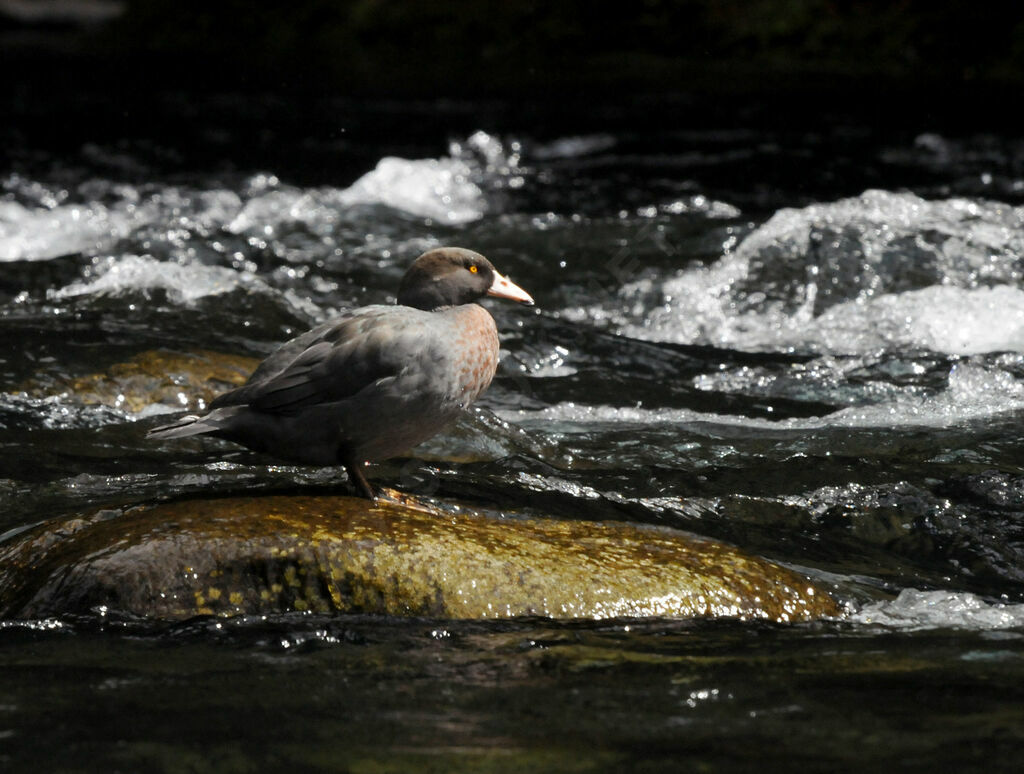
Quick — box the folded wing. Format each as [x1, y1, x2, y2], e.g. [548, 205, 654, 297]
[210, 307, 414, 415]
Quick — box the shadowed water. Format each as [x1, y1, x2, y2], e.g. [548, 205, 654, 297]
[3, 113, 1024, 771]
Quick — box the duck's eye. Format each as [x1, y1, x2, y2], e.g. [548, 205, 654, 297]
[468, 265, 479, 274]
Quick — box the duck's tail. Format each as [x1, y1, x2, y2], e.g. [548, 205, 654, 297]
[147, 414, 213, 440]
[147, 406, 248, 440]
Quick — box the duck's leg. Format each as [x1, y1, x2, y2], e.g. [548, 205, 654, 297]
[343, 460, 377, 501]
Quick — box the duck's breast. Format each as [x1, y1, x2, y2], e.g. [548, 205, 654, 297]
[441, 303, 500, 406]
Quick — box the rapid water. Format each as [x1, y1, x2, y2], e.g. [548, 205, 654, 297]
[3, 119, 1024, 770]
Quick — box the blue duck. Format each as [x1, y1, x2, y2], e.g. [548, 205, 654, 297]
[148, 247, 533, 498]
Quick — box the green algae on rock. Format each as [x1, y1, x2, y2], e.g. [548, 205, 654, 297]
[16, 349, 258, 413]
[0, 496, 841, 622]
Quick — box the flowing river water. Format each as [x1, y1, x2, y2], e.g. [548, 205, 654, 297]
[2, 106, 1024, 770]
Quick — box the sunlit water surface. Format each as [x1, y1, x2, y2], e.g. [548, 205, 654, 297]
[3, 116, 1024, 771]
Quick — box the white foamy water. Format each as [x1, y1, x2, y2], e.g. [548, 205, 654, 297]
[342, 156, 485, 223]
[0, 183, 245, 263]
[739, 189, 1024, 288]
[500, 363, 1024, 430]
[581, 190, 1024, 356]
[800, 285, 1024, 355]
[226, 133, 521, 234]
[226, 156, 485, 234]
[47, 254, 325, 323]
[0, 198, 152, 262]
[1, 134, 507, 263]
[48, 254, 259, 303]
[854, 588, 1024, 631]
[618, 280, 1024, 355]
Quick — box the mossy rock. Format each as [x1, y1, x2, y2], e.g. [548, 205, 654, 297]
[17, 349, 258, 412]
[0, 495, 840, 622]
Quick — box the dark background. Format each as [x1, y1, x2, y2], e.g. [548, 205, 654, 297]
[3, 0, 1024, 182]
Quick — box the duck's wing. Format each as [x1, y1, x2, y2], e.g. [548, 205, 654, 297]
[210, 307, 422, 415]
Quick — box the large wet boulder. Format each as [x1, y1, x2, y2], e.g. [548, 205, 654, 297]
[0, 495, 840, 622]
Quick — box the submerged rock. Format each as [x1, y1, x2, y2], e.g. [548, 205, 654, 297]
[18, 349, 258, 413]
[0, 496, 840, 622]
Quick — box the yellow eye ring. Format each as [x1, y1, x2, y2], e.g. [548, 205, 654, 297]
[469, 265, 478, 273]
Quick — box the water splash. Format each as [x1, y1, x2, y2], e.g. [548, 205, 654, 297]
[48, 254, 259, 303]
[0, 182, 243, 262]
[792, 284, 1024, 355]
[0, 198, 150, 262]
[503, 362, 1024, 430]
[580, 190, 1024, 356]
[43, 253, 324, 328]
[854, 588, 1024, 631]
[344, 156, 484, 223]
[229, 131, 521, 232]
[226, 158, 485, 233]
[1, 132, 524, 266]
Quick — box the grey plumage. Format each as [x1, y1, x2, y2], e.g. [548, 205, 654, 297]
[148, 247, 533, 498]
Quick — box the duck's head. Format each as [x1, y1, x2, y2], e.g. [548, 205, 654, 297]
[397, 247, 534, 311]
